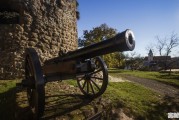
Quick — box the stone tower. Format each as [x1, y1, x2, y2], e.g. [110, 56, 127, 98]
[148, 49, 153, 62]
[0, 0, 78, 79]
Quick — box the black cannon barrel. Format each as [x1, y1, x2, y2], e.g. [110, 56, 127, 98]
[45, 29, 135, 64]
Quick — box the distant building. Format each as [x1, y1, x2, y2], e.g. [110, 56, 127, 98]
[143, 49, 179, 70]
[148, 49, 153, 62]
[170, 57, 179, 69]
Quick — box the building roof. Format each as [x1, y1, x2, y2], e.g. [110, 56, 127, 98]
[148, 49, 153, 56]
[144, 56, 171, 61]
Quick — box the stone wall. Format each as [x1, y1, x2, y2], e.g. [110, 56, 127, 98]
[0, 0, 78, 79]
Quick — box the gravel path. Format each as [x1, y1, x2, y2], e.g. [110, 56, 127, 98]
[109, 75, 128, 82]
[120, 75, 179, 98]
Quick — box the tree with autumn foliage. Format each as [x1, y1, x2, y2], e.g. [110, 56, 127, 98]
[78, 24, 125, 68]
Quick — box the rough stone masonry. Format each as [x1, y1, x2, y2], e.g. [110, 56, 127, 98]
[0, 0, 78, 79]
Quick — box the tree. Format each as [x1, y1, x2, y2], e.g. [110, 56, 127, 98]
[155, 32, 179, 56]
[145, 43, 154, 52]
[79, 24, 117, 46]
[155, 32, 179, 70]
[165, 32, 179, 56]
[78, 24, 125, 68]
[155, 36, 166, 56]
[103, 52, 125, 68]
[145, 43, 155, 55]
[124, 52, 143, 70]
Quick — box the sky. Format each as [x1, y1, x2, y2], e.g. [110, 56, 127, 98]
[77, 0, 179, 57]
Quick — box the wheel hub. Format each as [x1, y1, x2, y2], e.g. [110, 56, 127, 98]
[85, 74, 91, 81]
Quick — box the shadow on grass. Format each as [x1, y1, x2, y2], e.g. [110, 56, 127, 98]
[42, 94, 93, 120]
[2, 84, 178, 120]
[158, 74, 179, 80]
[0, 87, 16, 120]
[0, 81, 32, 120]
[15, 87, 34, 120]
[114, 95, 179, 120]
[141, 95, 179, 120]
[15, 86, 95, 120]
[155, 74, 179, 88]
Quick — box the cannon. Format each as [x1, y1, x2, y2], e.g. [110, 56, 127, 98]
[19, 29, 135, 118]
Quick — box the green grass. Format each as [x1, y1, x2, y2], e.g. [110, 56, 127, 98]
[103, 82, 166, 120]
[0, 78, 175, 119]
[0, 80, 16, 93]
[0, 80, 16, 120]
[65, 79, 168, 119]
[109, 68, 179, 87]
[64, 79, 78, 87]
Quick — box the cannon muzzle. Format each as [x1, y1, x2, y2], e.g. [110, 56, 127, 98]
[45, 29, 135, 64]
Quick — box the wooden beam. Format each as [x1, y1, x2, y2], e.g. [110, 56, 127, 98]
[42, 60, 76, 75]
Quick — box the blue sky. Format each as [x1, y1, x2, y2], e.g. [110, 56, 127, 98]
[77, 0, 179, 57]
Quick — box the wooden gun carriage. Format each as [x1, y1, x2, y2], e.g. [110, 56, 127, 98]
[19, 29, 135, 118]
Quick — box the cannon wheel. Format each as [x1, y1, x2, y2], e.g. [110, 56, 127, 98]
[77, 57, 108, 98]
[25, 48, 45, 118]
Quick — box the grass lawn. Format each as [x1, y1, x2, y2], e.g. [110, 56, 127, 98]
[103, 82, 171, 119]
[0, 79, 174, 120]
[109, 68, 179, 87]
[65, 80, 168, 120]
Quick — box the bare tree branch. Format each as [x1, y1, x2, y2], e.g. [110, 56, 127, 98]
[165, 32, 179, 56]
[145, 43, 155, 55]
[155, 32, 179, 56]
[155, 36, 166, 56]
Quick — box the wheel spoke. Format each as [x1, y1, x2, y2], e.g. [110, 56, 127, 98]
[77, 75, 85, 81]
[82, 80, 87, 89]
[94, 59, 98, 66]
[89, 81, 95, 94]
[26, 64, 32, 77]
[91, 76, 103, 80]
[87, 81, 89, 94]
[27, 58, 34, 76]
[77, 57, 108, 98]
[91, 79, 100, 91]
[89, 68, 102, 76]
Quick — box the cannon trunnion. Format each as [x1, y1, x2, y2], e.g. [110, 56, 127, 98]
[20, 29, 135, 118]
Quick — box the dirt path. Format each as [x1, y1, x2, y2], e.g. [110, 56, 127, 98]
[109, 75, 128, 82]
[120, 75, 179, 98]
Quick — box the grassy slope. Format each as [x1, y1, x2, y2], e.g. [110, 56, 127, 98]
[0, 78, 169, 120]
[103, 82, 167, 120]
[66, 80, 167, 119]
[109, 69, 179, 87]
